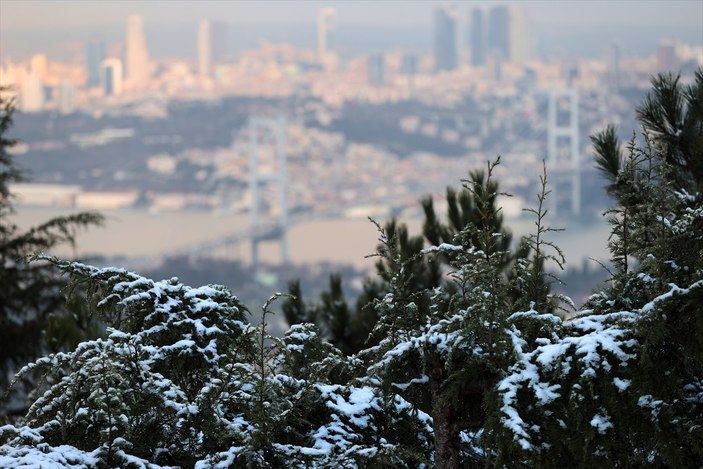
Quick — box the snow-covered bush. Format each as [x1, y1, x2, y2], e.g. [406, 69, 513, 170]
[492, 70, 703, 467]
[4, 258, 256, 467]
[2, 69, 701, 467]
[1, 260, 434, 468]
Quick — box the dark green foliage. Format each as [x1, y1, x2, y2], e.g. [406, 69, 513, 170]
[281, 279, 312, 326]
[636, 69, 703, 189]
[283, 164, 528, 358]
[0, 92, 22, 202]
[515, 161, 566, 314]
[10, 257, 257, 467]
[2, 70, 702, 468]
[591, 124, 622, 196]
[0, 91, 103, 417]
[364, 158, 544, 468]
[493, 68, 703, 467]
[594, 69, 703, 196]
[283, 274, 383, 355]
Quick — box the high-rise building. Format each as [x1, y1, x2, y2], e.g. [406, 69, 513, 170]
[470, 8, 486, 66]
[198, 20, 227, 77]
[401, 52, 419, 76]
[210, 21, 227, 65]
[21, 69, 44, 112]
[487, 5, 529, 65]
[58, 80, 77, 114]
[507, 6, 529, 65]
[401, 52, 419, 95]
[125, 14, 150, 86]
[487, 6, 509, 62]
[85, 40, 106, 88]
[486, 49, 503, 82]
[434, 6, 459, 72]
[101, 58, 123, 97]
[657, 39, 679, 72]
[30, 54, 48, 80]
[367, 53, 385, 86]
[607, 42, 621, 89]
[317, 7, 335, 62]
[0, 63, 19, 89]
[198, 19, 211, 76]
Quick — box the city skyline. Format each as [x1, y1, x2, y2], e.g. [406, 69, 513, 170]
[1, 0, 700, 308]
[1, 1, 701, 63]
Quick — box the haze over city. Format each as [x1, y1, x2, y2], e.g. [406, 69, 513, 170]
[0, 0, 702, 307]
[2, 1, 702, 60]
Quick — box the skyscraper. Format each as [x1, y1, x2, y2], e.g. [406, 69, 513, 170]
[30, 54, 48, 80]
[401, 52, 419, 96]
[85, 40, 106, 88]
[657, 39, 679, 72]
[607, 42, 622, 89]
[507, 6, 529, 65]
[470, 8, 486, 67]
[21, 69, 44, 112]
[487, 6, 529, 65]
[434, 6, 458, 72]
[487, 6, 509, 62]
[101, 59, 123, 97]
[317, 7, 335, 62]
[210, 21, 227, 65]
[367, 53, 385, 86]
[58, 80, 76, 114]
[198, 20, 227, 77]
[401, 52, 419, 76]
[198, 19, 211, 76]
[125, 14, 150, 86]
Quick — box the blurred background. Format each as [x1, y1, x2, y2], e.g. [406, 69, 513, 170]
[1, 0, 702, 313]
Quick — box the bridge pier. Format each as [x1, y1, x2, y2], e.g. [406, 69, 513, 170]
[248, 116, 289, 269]
[547, 88, 580, 218]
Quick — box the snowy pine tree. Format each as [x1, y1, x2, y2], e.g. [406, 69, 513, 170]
[493, 69, 703, 466]
[1, 91, 103, 418]
[1, 69, 701, 468]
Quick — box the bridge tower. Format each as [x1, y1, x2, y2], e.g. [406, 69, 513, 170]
[249, 116, 289, 268]
[547, 88, 580, 217]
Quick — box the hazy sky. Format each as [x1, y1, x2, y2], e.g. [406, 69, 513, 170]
[2, 0, 702, 29]
[1, 0, 702, 61]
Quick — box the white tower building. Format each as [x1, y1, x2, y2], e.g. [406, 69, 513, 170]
[21, 69, 44, 113]
[100, 59, 124, 97]
[317, 8, 335, 63]
[125, 14, 150, 86]
[198, 19, 211, 77]
[58, 80, 77, 114]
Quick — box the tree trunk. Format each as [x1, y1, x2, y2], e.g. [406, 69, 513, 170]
[428, 352, 460, 469]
